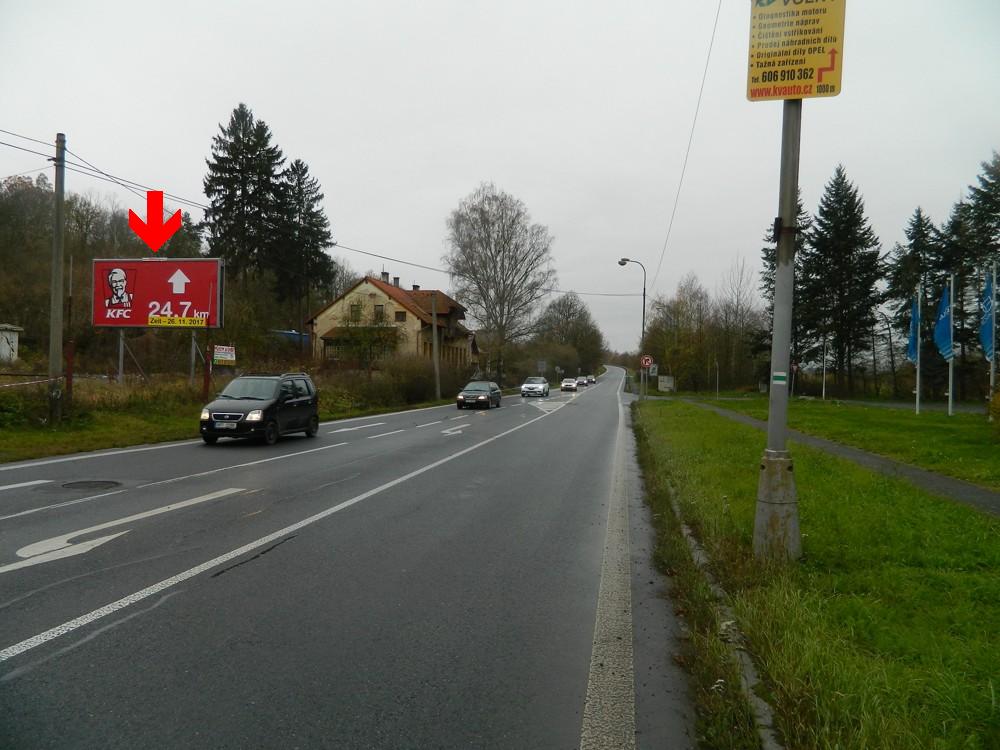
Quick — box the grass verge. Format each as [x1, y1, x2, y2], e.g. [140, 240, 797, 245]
[701, 396, 1000, 491]
[634, 399, 1000, 749]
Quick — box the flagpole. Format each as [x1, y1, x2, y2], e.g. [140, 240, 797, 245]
[948, 273, 954, 417]
[991, 263, 996, 420]
[916, 283, 921, 415]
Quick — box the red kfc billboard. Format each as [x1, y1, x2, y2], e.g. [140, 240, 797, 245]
[92, 258, 224, 328]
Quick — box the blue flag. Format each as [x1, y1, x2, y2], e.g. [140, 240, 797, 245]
[981, 272, 995, 361]
[907, 296, 920, 363]
[934, 285, 954, 361]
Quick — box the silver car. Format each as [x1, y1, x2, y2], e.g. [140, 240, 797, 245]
[521, 377, 549, 397]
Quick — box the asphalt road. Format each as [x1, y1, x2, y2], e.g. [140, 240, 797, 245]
[0, 366, 693, 749]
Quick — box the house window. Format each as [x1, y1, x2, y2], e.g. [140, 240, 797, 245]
[374, 304, 385, 323]
[395, 311, 406, 323]
[349, 303, 361, 322]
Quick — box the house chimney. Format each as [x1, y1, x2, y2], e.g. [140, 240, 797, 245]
[393, 276, 400, 287]
[412, 284, 420, 291]
[381, 271, 390, 283]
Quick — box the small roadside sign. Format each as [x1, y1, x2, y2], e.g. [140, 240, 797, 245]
[212, 345, 236, 366]
[649, 364, 658, 377]
[747, 0, 846, 101]
[640, 354, 653, 368]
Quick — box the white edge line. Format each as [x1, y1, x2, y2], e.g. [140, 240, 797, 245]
[0, 404, 457, 474]
[414, 420, 443, 428]
[0, 441, 201, 473]
[0, 408, 555, 663]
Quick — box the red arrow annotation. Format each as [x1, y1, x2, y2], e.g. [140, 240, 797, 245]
[128, 191, 182, 253]
[817, 48, 838, 83]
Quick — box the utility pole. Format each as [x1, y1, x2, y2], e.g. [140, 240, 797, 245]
[753, 100, 802, 561]
[432, 291, 441, 400]
[47, 133, 66, 425]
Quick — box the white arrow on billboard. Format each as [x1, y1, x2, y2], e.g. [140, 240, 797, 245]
[168, 269, 191, 294]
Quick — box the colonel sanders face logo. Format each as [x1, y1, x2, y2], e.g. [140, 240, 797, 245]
[105, 268, 132, 308]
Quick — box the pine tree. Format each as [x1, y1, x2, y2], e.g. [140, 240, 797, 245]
[203, 103, 286, 278]
[270, 159, 336, 331]
[885, 208, 937, 322]
[968, 151, 1000, 263]
[758, 193, 811, 362]
[799, 165, 882, 393]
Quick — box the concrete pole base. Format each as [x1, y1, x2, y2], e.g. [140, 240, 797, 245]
[753, 450, 801, 561]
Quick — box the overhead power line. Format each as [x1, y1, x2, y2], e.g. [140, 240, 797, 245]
[2, 129, 637, 299]
[0, 127, 52, 147]
[333, 242, 641, 298]
[649, 0, 722, 293]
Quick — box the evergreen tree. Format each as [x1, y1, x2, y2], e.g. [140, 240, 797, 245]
[758, 194, 811, 362]
[968, 151, 1000, 263]
[203, 103, 286, 278]
[270, 158, 336, 330]
[799, 165, 882, 393]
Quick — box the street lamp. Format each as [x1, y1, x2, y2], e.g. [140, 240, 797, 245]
[619, 257, 647, 398]
[618, 258, 646, 347]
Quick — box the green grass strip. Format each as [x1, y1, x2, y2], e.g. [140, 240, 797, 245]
[702, 396, 1000, 491]
[634, 400, 1000, 750]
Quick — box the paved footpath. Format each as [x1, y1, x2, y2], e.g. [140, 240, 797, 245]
[684, 400, 1000, 517]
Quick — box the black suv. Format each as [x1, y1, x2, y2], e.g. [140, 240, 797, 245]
[200, 373, 319, 445]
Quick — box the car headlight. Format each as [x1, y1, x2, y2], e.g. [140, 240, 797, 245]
[477, 395, 486, 400]
[200, 408, 210, 420]
[246, 409, 263, 422]
[458, 394, 465, 400]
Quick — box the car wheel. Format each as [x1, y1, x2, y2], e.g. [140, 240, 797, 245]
[263, 420, 279, 445]
[305, 414, 319, 437]
[202, 435, 218, 445]
[457, 404, 463, 410]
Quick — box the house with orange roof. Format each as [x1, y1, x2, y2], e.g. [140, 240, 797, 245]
[305, 272, 478, 368]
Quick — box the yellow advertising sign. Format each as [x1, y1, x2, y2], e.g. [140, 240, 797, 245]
[747, 0, 846, 101]
[147, 315, 207, 328]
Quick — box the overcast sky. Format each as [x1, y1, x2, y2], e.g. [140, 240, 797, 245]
[2, 1, 998, 352]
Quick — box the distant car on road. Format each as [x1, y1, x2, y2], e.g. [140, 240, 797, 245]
[200, 372, 319, 445]
[521, 377, 549, 397]
[587, 374, 596, 384]
[576, 376, 588, 387]
[457, 380, 502, 409]
[561, 378, 578, 392]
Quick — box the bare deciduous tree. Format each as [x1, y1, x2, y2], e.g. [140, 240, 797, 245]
[444, 183, 556, 383]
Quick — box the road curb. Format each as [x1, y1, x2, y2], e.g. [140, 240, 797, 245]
[668, 495, 786, 750]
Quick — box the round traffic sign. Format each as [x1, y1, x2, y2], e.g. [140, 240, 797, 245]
[640, 354, 653, 368]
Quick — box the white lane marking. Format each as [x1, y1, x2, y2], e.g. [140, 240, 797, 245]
[366, 429, 406, 440]
[0, 409, 555, 663]
[137, 443, 348, 488]
[0, 441, 200, 473]
[320, 401, 454, 427]
[0, 480, 51, 492]
[414, 420, 442, 429]
[0, 488, 246, 575]
[579, 379, 635, 748]
[328, 422, 385, 434]
[449, 415, 466, 420]
[442, 424, 470, 436]
[0, 490, 127, 522]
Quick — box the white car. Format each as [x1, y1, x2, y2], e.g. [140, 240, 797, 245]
[560, 378, 578, 392]
[521, 377, 549, 397]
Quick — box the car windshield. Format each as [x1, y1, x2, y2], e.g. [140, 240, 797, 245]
[219, 377, 278, 400]
[462, 382, 490, 392]
[525, 377, 545, 384]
